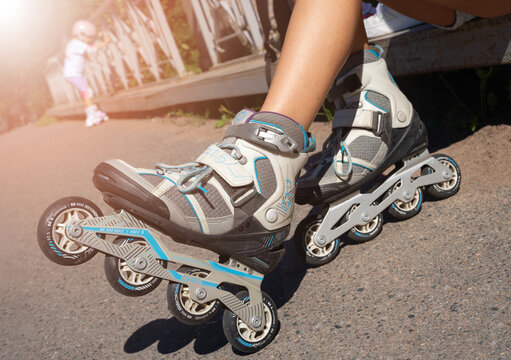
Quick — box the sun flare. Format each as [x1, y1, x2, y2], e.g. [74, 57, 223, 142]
[0, 0, 30, 32]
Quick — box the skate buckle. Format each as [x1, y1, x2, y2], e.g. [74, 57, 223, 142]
[256, 127, 298, 153]
[196, 287, 207, 301]
[372, 112, 387, 135]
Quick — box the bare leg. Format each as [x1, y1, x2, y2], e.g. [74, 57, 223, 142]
[425, 0, 511, 18]
[379, 0, 455, 26]
[261, 0, 368, 131]
[381, 0, 511, 26]
[84, 97, 93, 108]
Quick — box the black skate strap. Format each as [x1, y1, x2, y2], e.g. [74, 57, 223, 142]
[333, 109, 390, 135]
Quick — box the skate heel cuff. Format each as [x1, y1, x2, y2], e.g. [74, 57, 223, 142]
[333, 109, 389, 134]
[224, 122, 302, 153]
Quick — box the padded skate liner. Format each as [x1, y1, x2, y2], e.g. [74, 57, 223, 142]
[93, 162, 170, 220]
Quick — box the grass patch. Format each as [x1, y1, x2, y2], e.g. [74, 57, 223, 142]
[165, 108, 210, 127]
[214, 105, 236, 128]
[35, 114, 60, 127]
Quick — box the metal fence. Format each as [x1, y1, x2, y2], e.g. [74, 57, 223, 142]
[47, 0, 266, 106]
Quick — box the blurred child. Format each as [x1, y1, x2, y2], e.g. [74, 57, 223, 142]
[64, 20, 110, 127]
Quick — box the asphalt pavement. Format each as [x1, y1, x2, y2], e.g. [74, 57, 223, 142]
[0, 118, 509, 359]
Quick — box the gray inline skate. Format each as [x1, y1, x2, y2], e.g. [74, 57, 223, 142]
[37, 110, 314, 353]
[294, 46, 461, 266]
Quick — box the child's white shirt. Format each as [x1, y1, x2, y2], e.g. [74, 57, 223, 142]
[63, 39, 97, 78]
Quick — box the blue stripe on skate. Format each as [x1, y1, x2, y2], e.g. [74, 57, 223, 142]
[169, 270, 218, 288]
[82, 226, 169, 261]
[208, 261, 263, 281]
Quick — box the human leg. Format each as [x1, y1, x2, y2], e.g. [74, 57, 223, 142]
[65, 76, 108, 126]
[423, 0, 511, 18]
[380, 0, 511, 27]
[96, 0, 366, 232]
[261, 0, 367, 131]
[295, 7, 430, 205]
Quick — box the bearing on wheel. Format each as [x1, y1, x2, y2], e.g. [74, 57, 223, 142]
[347, 204, 383, 242]
[37, 197, 101, 266]
[222, 290, 279, 354]
[104, 237, 166, 297]
[387, 181, 423, 220]
[294, 214, 341, 267]
[167, 266, 222, 325]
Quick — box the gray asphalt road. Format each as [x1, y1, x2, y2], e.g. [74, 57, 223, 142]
[0, 118, 509, 359]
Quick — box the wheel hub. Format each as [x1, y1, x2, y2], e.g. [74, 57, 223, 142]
[52, 209, 92, 254]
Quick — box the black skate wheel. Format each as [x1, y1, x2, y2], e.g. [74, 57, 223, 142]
[167, 266, 222, 325]
[37, 197, 102, 266]
[386, 182, 423, 220]
[346, 204, 383, 243]
[294, 214, 341, 267]
[222, 290, 279, 354]
[422, 154, 461, 200]
[104, 237, 166, 297]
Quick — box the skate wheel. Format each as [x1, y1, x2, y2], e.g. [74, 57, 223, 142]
[294, 214, 341, 267]
[387, 182, 423, 220]
[104, 237, 166, 297]
[167, 266, 222, 325]
[422, 154, 461, 199]
[346, 204, 383, 242]
[37, 197, 102, 266]
[222, 290, 279, 354]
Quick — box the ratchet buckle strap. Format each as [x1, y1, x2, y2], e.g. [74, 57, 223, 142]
[333, 108, 390, 135]
[224, 122, 301, 154]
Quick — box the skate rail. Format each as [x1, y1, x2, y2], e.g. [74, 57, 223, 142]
[312, 152, 454, 247]
[70, 209, 267, 331]
[45, 10, 511, 118]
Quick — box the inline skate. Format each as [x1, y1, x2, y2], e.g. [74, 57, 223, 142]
[294, 46, 461, 266]
[37, 109, 314, 353]
[85, 104, 109, 127]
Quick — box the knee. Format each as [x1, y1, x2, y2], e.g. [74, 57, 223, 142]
[473, 6, 511, 18]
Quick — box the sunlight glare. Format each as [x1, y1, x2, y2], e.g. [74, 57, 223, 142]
[0, 0, 30, 33]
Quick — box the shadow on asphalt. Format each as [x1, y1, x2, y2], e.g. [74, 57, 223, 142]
[124, 316, 228, 355]
[124, 239, 308, 355]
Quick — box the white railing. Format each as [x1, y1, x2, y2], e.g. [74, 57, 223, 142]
[46, 0, 265, 107]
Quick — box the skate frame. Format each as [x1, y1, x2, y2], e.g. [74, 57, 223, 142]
[66, 210, 266, 332]
[313, 150, 453, 247]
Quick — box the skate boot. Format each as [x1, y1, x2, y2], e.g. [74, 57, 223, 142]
[37, 110, 315, 353]
[296, 45, 428, 206]
[92, 109, 314, 273]
[94, 107, 109, 123]
[293, 46, 461, 266]
[85, 105, 101, 127]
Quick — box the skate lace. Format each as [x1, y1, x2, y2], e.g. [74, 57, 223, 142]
[155, 143, 244, 194]
[334, 138, 353, 179]
[308, 129, 353, 179]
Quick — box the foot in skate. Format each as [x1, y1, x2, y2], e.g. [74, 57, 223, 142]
[95, 108, 109, 123]
[296, 45, 428, 205]
[85, 104, 106, 127]
[92, 109, 315, 272]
